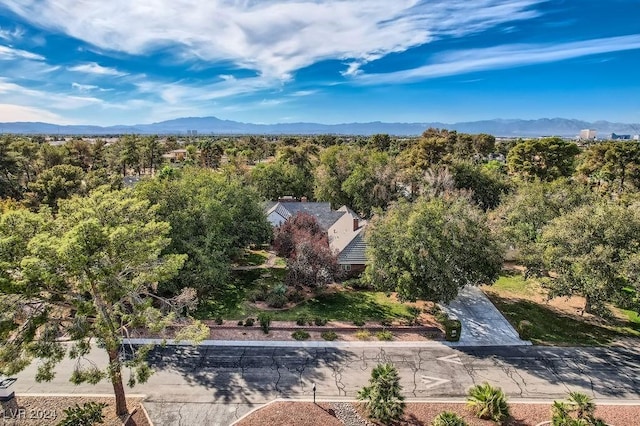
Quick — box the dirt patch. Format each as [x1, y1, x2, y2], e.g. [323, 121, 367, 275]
[0, 396, 144, 426]
[236, 402, 341, 426]
[238, 401, 637, 426]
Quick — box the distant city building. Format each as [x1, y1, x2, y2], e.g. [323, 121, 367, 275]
[610, 133, 631, 140]
[634, 135, 640, 141]
[186, 130, 198, 136]
[579, 129, 597, 140]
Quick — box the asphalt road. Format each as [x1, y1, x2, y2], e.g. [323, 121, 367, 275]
[12, 343, 640, 424]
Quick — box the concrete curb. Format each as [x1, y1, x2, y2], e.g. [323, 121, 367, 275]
[16, 393, 147, 398]
[122, 338, 532, 348]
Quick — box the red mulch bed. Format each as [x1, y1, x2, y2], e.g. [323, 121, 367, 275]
[238, 401, 637, 425]
[236, 402, 342, 426]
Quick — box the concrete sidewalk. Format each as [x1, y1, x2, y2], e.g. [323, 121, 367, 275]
[440, 285, 529, 346]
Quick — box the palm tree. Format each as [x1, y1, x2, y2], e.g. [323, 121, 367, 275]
[466, 382, 510, 424]
[358, 363, 405, 424]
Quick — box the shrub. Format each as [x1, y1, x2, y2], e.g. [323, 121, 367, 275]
[266, 284, 288, 308]
[292, 330, 310, 340]
[380, 319, 393, 327]
[321, 331, 338, 341]
[58, 402, 107, 426]
[287, 289, 305, 304]
[237, 320, 244, 326]
[466, 383, 509, 423]
[358, 363, 405, 424]
[354, 330, 371, 340]
[214, 317, 223, 325]
[376, 330, 393, 341]
[244, 318, 255, 327]
[248, 282, 269, 302]
[266, 293, 287, 308]
[353, 319, 366, 327]
[258, 313, 272, 334]
[314, 317, 328, 326]
[517, 320, 533, 340]
[432, 411, 469, 426]
[408, 306, 422, 320]
[551, 392, 604, 426]
[296, 313, 309, 326]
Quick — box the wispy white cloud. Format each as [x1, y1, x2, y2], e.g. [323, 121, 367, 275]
[0, 26, 24, 42]
[68, 62, 127, 76]
[355, 35, 640, 84]
[290, 90, 318, 97]
[0, 44, 44, 61]
[71, 82, 98, 91]
[1, 0, 544, 80]
[71, 82, 112, 92]
[0, 103, 67, 123]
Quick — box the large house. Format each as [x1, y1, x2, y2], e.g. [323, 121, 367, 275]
[265, 200, 368, 274]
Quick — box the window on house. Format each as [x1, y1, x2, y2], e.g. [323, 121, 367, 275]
[341, 264, 351, 271]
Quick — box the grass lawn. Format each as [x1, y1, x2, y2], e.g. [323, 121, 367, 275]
[484, 273, 640, 346]
[234, 249, 270, 266]
[241, 290, 414, 322]
[195, 268, 414, 322]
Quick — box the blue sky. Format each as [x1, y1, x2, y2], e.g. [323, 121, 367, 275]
[0, 0, 639, 126]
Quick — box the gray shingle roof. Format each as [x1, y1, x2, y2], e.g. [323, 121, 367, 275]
[338, 232, 367, 265]
[275, 202, 345, 230]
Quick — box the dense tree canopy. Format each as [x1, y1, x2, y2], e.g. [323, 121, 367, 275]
[538, 201, 640, 315]
[507, 137, 580, 181]
[364, 196, 503, 303]
[135, 167, 272, 297]
[577, 141, 640, 193]
[0, 189, 206, 415]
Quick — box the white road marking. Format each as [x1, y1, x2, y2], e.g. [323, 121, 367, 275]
[420, 375, 450, 389]
[437, 354, 463, 365]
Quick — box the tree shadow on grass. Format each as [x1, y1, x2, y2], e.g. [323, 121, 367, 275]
[487, 294, 637, 346]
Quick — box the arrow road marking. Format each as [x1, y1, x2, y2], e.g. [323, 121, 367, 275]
[437, 354, 463, 365]
[420, 375, 450, 390]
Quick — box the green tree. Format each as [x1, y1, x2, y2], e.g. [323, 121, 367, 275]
[357, 363, 405, 424]
[507, 137, 580, 181]
[27, 164, 85, 209]
[493, 179, 593, 269]
[140, 136, 162, 174]
[0, 136, 22, 199]
[450, 161, 511, 211]
[577, 141, 640, 193]
[341, 151, 398, 217]
[368, 133, 392, 151]
[364, 196, 502, 303]
[250, 161, 312, 200]
[135, 168, 272, 297]
[538, 201, 640, 315]
[0, 189, 206, 416]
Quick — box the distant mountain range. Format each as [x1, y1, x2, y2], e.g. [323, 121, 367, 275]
[1, 116, 639, 137]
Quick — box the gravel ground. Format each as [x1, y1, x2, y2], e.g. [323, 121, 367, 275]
[236, 402, 342, 426]
[0, 396, 144, 426]
[238, 401, 637, 425]
[332, 402, 374, 426]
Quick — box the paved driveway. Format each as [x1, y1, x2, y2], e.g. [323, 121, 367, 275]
[440, 285, 527, 346]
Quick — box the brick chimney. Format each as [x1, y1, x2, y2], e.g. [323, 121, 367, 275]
[353, 217, 359, 231]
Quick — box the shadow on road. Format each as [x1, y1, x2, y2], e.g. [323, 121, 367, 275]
[457, 345, 640, 399]
[127, 345, 354, 404]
